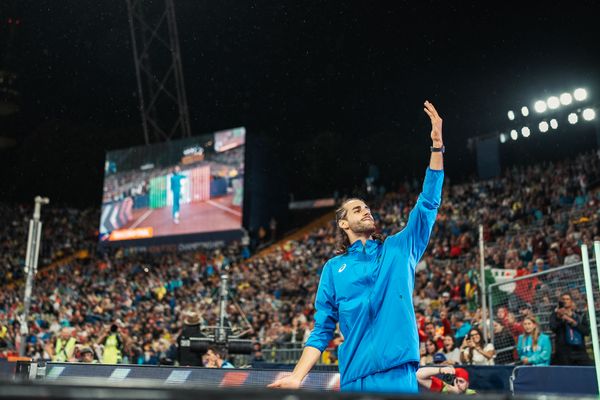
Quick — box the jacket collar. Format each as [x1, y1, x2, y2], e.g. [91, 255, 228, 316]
[348, 238, 378, 252]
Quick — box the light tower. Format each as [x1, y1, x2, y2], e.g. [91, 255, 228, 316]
[126, 0, 192, 144]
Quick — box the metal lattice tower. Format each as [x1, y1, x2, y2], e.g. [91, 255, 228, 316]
[126, 0, 192, 144]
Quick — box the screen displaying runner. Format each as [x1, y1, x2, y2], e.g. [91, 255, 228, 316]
[99, 127, 245, 243]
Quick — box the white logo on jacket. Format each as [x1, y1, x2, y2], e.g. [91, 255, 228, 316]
[338, 264, 346, 273]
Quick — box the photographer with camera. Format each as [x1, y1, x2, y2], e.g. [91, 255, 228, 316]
[550, 292, 592, 365]
[416, 366, 476, 395]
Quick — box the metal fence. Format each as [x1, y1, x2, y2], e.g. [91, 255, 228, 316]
[488, 260, 599, 364]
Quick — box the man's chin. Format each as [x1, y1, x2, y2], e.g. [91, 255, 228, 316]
[352, 223, 376, 235]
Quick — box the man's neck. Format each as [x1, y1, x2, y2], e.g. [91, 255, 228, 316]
[348, 233, 373, 247]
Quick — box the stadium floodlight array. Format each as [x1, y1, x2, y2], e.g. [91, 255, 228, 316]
[500, 87, 595, 142]
[583, 108, 596, 121]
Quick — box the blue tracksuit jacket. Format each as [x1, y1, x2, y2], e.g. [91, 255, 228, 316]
[517, 333, 552, 366]
[305, 167, 444, 386]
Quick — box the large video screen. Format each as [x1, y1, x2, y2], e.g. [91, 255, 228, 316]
[99, 127, 245, 243]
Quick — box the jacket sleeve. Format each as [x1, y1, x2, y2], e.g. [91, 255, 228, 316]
[549, 311, 564, 332]
[574, 311, 591, 336]
[516, 335, 524, 359]
[390, 168, 444, 263]
[304, 262, 338, 352]
[528, 335, 552, 365]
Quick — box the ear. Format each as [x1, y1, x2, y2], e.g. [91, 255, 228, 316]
[338, 219, 349, 230]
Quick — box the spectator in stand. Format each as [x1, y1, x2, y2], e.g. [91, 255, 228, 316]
[423, 321, 444, 349]
[533, 258, 548, 273]
[420, 339, 439, 366]
[517, 315, 551, 366]
[550, 292, 592, 365]
[205, 345, 234, 368]
[563, 246, 581, 265]
[79, 347, 97, 363]
[45, 327, 77, 362]
[97, 324, 125, 364]
[492, 320, 515, 364]
[460, 328, 495, 365]
[452, 312, 471, 343]
[252, 342, 264, 362]
[437, 335, 461, 365]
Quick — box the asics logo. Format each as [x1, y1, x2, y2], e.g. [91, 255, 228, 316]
[338, 264, 346, 273]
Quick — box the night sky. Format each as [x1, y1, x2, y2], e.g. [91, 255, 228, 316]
[1, 1, 600, 208]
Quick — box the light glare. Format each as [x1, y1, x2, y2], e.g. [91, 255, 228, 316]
[521, 127, 530, 137]
[534, 100, 547, 113]
[500, 133, 507, 143]
[539, 121, 549, 132]
[574, 88, 588, 101]
[568, 113, 578, 124]
[583, 108, 596, 121]
[547, 96, 560, 109]
[510, 129, 518, 140]
[550, 119, 558, 129]
[521, 106, 529, 117]
[507, 110, 515, 120]
[560, 93, 573, 105]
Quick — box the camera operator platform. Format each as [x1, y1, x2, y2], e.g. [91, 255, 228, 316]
[177, 272, 254, 366]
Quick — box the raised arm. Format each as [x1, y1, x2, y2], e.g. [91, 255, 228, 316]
[390, 102, 444, 262]
[417, 366, 455, 390]
[424, 100, 444, 171]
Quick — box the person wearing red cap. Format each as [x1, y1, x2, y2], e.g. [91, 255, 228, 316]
[416, 366, 476, 395]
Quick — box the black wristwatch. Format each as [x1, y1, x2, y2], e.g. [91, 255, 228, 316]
[431, 145, 445, 153]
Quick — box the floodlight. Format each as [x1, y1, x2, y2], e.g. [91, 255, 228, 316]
[574, 88, 587, 101]
[582, 108, 596, 121]
[560, 93, 573, 105]
[534, 100, 547, 113]
[568, 113, 578, 124]
[547, 96, 560, 110]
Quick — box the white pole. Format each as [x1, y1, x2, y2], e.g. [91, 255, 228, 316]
[594, 241, 600, 297]
[581, 244, 600, 394]
[20, 196, 49, 356]
[479, 224, 488, 341]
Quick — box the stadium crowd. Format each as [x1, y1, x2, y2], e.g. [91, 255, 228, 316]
[1, 150, 600, 367]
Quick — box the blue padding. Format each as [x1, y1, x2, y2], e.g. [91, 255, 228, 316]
[512, 366, 598, 395]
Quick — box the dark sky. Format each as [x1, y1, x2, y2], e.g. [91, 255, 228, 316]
[1, 1, 600, 207]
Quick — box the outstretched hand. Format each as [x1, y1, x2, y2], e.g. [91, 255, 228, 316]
[424, 101, 443, 147]
[267, 374, 302, 389]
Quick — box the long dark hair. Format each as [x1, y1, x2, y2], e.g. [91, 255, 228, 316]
[334, 198, 383, 255]
[523, 316, 540, 350]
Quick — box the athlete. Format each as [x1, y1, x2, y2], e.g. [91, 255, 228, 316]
[268, 101, 444, 393]
[170, 166, 186, 224]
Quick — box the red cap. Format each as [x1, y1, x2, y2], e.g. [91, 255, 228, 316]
[454, 368, 469, 382]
